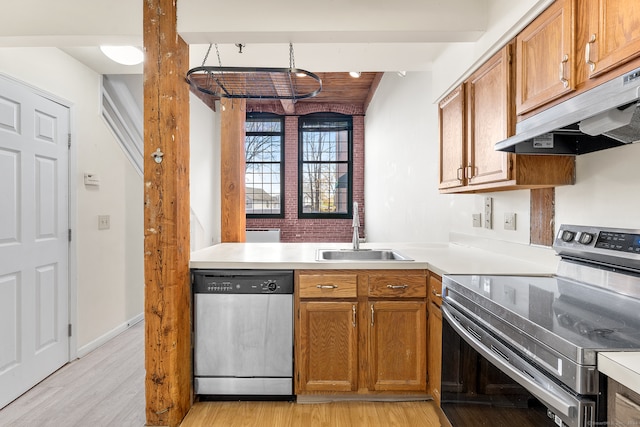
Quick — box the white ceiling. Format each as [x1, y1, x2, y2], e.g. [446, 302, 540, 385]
[0, 0, 497, 75]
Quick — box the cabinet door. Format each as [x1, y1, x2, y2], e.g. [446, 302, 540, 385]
[466, 45, 513, 186]
[608, 378, 640, 426]
[428, 302, 442, 405]
[516, 0, 575, 115]
[438, 84, 466, 190]
[297, 301, 358, 392]
[586, 0, 640, 78]
[428, 273, 443, 307]
[368, 301, 427, 391]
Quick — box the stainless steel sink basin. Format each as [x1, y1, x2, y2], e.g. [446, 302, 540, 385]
[316, 249, 414, 262]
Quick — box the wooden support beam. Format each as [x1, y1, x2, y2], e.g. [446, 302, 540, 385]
[530, 188, 555, 246]
[143, 0, 192, 425]
[220, 98, 247, 242]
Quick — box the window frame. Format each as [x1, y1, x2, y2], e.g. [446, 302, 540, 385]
[245, 112, 285, 219]
[298, 113, 353, 219]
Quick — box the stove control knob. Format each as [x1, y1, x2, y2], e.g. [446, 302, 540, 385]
[560, 230, 575, 242]
[577, 232, 594, 245]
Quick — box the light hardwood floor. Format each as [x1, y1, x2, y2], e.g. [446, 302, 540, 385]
[181, 400, 451, 427]
[0, 320, 146, 427]
[0, 320, 450, 426]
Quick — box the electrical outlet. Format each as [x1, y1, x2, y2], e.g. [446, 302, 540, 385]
[504, 212, 516, 231]
[98, 215, 110, 230]
[472, 213, 482, 227]
[484, 197, 493, 229]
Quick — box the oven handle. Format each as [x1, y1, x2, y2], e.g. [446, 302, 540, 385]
[441, 304, 576, 419]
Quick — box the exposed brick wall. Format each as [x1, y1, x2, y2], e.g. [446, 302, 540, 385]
[246, 103, 365, 243]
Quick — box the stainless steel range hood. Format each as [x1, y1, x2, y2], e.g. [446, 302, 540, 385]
[495, 67, 640, 155]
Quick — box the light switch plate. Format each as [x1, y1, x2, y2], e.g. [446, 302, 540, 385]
[98, 215, 110, 230]
[504, 212, 516, 231]
[472, 213, 482, 227]
[484, 197, 492, 229]
[84, 172, 100, 187]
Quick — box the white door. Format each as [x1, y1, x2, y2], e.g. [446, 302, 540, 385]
[0, 75, 70, 408]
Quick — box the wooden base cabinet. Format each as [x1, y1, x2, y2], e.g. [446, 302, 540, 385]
[297, 301, 358, 392]
[428, 301, 442, 405]
[608, 378, 640, 426]
[295, 270, 428, 395]
[427, 273, 443, 405]
[368, 300, 426, 391]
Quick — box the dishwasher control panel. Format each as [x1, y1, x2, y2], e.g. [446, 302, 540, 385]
[191, 269, 294, 294]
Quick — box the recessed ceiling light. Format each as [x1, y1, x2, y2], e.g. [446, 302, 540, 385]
[349, 71, 361, 78]
[100, 46, 144, 65]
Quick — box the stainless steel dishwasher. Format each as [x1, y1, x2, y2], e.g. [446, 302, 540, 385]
[191, 269, 294, 398]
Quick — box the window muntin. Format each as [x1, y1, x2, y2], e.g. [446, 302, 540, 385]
[299, 114, 353, 218]
[245, 114, 283, 217]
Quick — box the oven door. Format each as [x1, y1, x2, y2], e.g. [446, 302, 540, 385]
[441, 303, 599, 427]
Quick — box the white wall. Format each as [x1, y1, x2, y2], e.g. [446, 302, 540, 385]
[0, 47, 144, 351]
[556, 143, 640, 228]
[364, 71, 451, 243]
[189, 94, 221, 249]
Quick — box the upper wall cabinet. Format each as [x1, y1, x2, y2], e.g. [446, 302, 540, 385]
[583, 0, 640, 79]
[516, 0, 575, 115]
[438, 84, 466, 191]
[438, 44, 575, 193]
[465, 45, 513, 186]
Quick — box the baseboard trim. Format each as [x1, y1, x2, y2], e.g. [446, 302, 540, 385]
[76, 313, 144, 358]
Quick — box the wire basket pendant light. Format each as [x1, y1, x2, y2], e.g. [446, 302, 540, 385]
[185, 43, 322, 100]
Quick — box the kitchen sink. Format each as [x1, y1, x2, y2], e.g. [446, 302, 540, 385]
[315, 249, 414, 262]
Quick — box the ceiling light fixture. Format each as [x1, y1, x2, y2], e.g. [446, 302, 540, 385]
[100, 45, 144, 65]
[397, 71, 407, 77]
[349, 71, 361, 78]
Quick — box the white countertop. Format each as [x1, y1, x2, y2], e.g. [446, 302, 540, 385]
[189, 240, 558, 276]
[190, 240, 640, 393]
[598, 352, 640, 394]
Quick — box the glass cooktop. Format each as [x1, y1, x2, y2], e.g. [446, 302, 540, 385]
[443, 273, 640, 356]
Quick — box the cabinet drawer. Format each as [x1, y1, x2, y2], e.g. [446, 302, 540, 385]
[298, 274, 358, 298]
[368, 274, 427, 298]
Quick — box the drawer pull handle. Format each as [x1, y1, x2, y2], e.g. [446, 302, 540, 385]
[371, 304, 375, 327]
[559, 54, 569, 88]
[316, 284, 338, 289]
[387, 284, 408, 289]
[431, 289, 442, 298]
[352, 304, 357, 327]
[585, 34, 596, 72]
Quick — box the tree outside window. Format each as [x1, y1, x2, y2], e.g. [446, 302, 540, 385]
[245, 114, 283, 217]
[299, 113, 353, 218]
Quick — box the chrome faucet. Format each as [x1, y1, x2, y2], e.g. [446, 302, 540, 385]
[352, 201, 360, 250]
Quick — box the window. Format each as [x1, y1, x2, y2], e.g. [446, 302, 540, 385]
[299, 113, 353, 218]
[245, 113, 284, 217]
